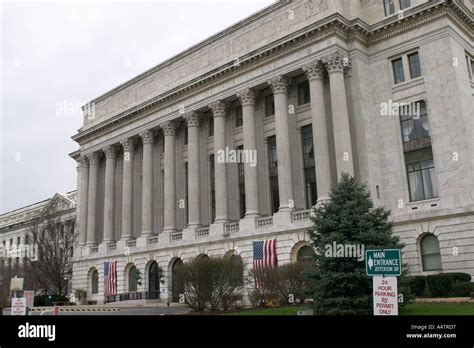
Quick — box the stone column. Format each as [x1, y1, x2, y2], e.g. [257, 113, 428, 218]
[268, 76, 294, 211]
[102, 145, 116, 243]
[162, 121, 177, 233]
[78, 156, 89, 245]
[86, 152, 100, 245]
[120, 138, 135, 241]
[302, 60, 332, 203]
[236, 88, 259, 218]
[208, 101, 229, 223]
[183, 112, 201, 228]
[139, 130, 154, 236]
[325, 51, 354, 177]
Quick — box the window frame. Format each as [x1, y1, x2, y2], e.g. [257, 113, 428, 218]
[399, 0, 410, 10]
[408, 52, 422, 79]
[420, 234, 442, 272]
[297, 80, 311, 106]
[264, 94, 275, 118]
[392, 57, 406, 84]
[383, 0, 396, 16]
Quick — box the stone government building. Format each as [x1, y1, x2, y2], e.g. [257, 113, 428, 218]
[2, 0, 472, 304]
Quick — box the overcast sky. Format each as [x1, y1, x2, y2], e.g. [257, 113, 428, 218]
[0, 0, 274, 214]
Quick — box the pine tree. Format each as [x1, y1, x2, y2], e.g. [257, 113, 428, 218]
[307, 173, 410, 315]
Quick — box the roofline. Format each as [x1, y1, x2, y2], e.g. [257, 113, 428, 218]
[82, 0, 286, 108]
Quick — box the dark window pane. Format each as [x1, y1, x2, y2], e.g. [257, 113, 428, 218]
[297, 80, 310, 105]
[265, 94, 275, 117]
[237, 145, 245, 218]
[405, 148, 438, 201]
[400, 101, 429, 142]
[235, 105, 243, 127]
[400, 0, 410, 10]
[408, 52, 421, 78]
[420, 234, 442, 271]
[392, 58, 405, 84]
[208, 113, 214, 137]
[384, 0, 395, 15]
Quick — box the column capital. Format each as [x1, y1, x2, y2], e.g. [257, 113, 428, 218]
[302, 60, 325, 80]
[103, 145, 117, 159]
[78, 155, 89, 168]
[120, 138, 136, 152]
[87, 152, 101, 165]
[139, 129, 155, 144]
[183, 111, 201, 126]
[324, 51, 351, 74]
[208, 100, 227, 118]
[161, 121, 177, 136]
[236, 88, 256, 106]
[267, 75, 288, 94]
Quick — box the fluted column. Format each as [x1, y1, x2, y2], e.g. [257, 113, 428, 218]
[183, 112, 202, 227]
[302, 60, 332, 203]
[86, 152, 100, 245]
[208, 101, 229, 223]
[162, 121, 177, 233]
[139, 130, 154, 236]
[78, 156, 89, 245]
[325, 51, 354, 177]
[236, 88, 259, 218]
[102, 145, 116, 243]
[120, 138, 135, 241]
[268, 76, 294, 212]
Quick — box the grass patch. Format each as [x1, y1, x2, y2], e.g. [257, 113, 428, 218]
[225, 303, 474, 315]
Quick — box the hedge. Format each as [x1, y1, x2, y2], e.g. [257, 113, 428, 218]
[451, 282, 474, 297]
[406, 276, 426, 297]
[426, 273, 472, 298]
[34, 295, 69, 306]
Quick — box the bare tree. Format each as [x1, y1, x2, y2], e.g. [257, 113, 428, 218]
[25, 217, 75, 296]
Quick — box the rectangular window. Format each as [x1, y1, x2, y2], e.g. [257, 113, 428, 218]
[405, 148, 438, 202]
[184, 162, 188, 226]
[207, 112, 214, 137]
[237, 145, 245, 219]
[399, 0, 410, 10]
[466, 53, 474, 79]
[235, 105, 243, 128]
[301, 125, 317, 207]
[267, 135, 279, 214]
[400, 101, 429, 143]
[384, 0, 395, 15]
[297, 80, 310, 106]
[265, 94, 275, 117]
[183, 125, 188, 145]
[209, 154, 216, 223]
[408, 52, 421, 78]
[392, 58, 405, 84]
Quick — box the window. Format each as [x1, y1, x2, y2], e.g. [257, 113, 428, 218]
[184, 162, 188, 226]
[399, 0, 410, 10]
[392, 58, 405, 84]
[235, 105, 243, 128]
[466, 53, 474, 80]
[384, 0, 395, 15]
[128, 265, 138, 292]
[301, 125, 317, 207]
[237, 145, 246, 219]
[297, 245, 316, 263]
[207, 112, 214, 137]
[297, 80, 310, 105]
[400, 101, 429, 143]
[420, 234, 442, 271]
[183, 125, 188, 145]
[405, 148, 438, 202]
[91, 269, 99, 294]
[268, 136, 279, 214]
[209, 154, 216, 223]
[408, 52, 421, 78]
[264, 94, 275, 117]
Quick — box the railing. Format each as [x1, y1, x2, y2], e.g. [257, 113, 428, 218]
[126, 240, 136, 247]
[104, 290, 160, 304]
[90, 246, 99, 253]
[196, 227, 209, 237]
[257, 216, 273, 228]
[225, 222, 239, 234]
[170, 232, 182, 241]
[108, 244, 117, 251]
[292, 209, 310, 222]
[148, 236, 159, 244]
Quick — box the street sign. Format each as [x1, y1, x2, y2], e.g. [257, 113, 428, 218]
[366, 249, 401, 276]
[11, 297, 27, 316]
[10, 277, 24, 291]
[373, 277, 398, 316]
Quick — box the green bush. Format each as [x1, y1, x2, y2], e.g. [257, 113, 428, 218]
[451, 282, 474, 297]
[406, 276, 426, 297]
[426, 273, 472, 297]
[34, 295, 69, 306]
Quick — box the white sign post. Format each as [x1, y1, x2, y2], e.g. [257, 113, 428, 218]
[11, 297, 27, 316]
[373, 277, 398, 316]
[24, 290, 35, 308]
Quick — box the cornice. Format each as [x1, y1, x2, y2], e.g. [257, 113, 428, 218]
[71, 0, 472, 145]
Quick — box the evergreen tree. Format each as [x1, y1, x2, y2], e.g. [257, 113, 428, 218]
[307, 173, 410, 315]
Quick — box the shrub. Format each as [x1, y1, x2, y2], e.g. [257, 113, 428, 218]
[33, 294, 69, 306]
[248, 266, 280, 307]
[451, 282, 474, 297]
[406, 276, 426, 297]
[426, 273, 472, 297]
[276, 262, 315, 304]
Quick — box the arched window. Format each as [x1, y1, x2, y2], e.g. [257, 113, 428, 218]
[129, 265, 138, 292]
[420, 234, 442, 271]
[171, 259, 184, 303]
[91, 269, 99, 295]
[297, 245, 316, 263]
[229, 254, 244, 285]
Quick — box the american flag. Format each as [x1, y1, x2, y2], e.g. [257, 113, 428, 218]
[104, 261, 117, 296]
[253, 239, 277, 288]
